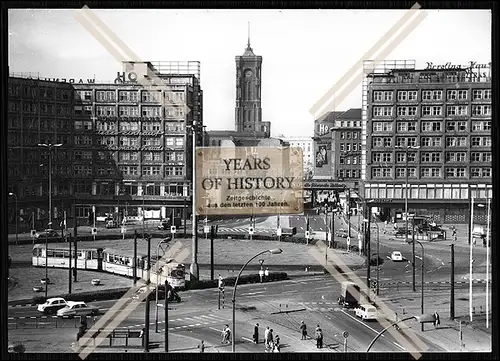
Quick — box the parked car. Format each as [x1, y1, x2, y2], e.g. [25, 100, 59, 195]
[37, 297, 68, 314]
[106, 220, 118, 228]
[56, 301, 99, 318]
[335, 229, 349, 238]
[34, 229, 60, 240]
[390, 251, 404, 262]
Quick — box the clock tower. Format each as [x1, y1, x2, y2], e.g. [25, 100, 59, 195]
[235, 31, 266, 135]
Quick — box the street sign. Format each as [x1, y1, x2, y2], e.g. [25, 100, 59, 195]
[276, 227, 282, 236]
[121, 226, 126, 234]
[305, 230, 310, 239]
[31, 230, 36, 237]
[343, 331, 349, 338]
[91, 228, 97, 235]
[204, 225, 210, 234]
[171, 226, 177, 234]
[249, 227, 254, 235]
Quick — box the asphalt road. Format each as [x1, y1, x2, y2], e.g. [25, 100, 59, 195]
[9, 277, 452, 353]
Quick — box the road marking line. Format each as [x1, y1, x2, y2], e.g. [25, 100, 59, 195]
[242, 337, 253, 342]
[394, 342, 406, 350]
[209, 326, 221, 332]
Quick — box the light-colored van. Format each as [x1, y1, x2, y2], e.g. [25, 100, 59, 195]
[355, 304, 378, 320]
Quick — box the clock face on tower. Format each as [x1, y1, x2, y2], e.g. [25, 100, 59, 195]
[245, 69, 253, 77]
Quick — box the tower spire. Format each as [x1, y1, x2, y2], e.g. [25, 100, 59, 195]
[247, 21, 251, 49]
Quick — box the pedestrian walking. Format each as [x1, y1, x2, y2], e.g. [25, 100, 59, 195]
[315, 326, 323, 348]
[264, 267, 269, 280]
[434, 311, 440, 328]
[274, 334, 280, 351]
[259, 267, 264, 283]
[253, 323, 259, 344]
[300, 321, 307, 340]
[221, 324, 231, 343]
[197, 340, 205, 353]
[264, 326, 270, 345]
[268, 328, 274, 347]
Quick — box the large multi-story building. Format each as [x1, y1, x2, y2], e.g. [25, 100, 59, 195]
[7, 61, 203, 230]
[361, 60, 492, 224]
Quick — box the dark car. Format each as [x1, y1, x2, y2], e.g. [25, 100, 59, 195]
[34, 229, 60, 240]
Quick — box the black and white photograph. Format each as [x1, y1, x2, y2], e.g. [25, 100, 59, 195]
[4, 4, 494, 356]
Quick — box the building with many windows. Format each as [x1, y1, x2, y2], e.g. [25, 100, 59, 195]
[7, 61, 203, 230]
[361, 60, 492, 224]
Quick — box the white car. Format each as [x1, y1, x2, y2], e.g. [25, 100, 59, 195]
[56, 301, 99, 318]
[355, 304, 378, 320]
[37, 297, 68, 314]
[391, 251, 404, 262]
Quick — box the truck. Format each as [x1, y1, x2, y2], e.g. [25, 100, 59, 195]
[337, 281, 361, 308]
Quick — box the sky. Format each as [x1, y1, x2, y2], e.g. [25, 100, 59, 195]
[8, 8, 491, 138]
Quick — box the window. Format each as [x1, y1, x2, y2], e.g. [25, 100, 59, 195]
[142, 166, 152, 176]
[422, 90, 433, 101]
[447, 90, 457, 100]
[446, 136, 467, 147]
[445, 167, 467, 178]
[445, 152, 466, 162]
[446, 121, 468, 132]
[458, 90, 468, 100]
[142, 122, 161, 132]
[421, 167, 442, 178]
[421, 152, 441, 162]
[470, 152, 491, 162]
[471, 136, 491, 147]
[119, 90, 139, 102]
[373, 91, 393, 101]
[484, 89, 491, 99]
[141, 90, 161, 103]
[421, 121, 442, 132]
[373, 122, 393, 132]
[119, 106, 139, 117]
[96, 90, 116, 102]
[142, 106, 161, 117]
[175, 138, 184, 147]
[471, 121, 491, 132]
[373, 107, 393, 117]
[96, 106, 116, 116]
[472, 105, 491, 116]
[372, 153, 392, 163]
[432, 90, 443, 101]
[175, 167, 183, 176]
[371, 168, 392, 178]
[446, 105, 468, 116]
[397, 91, 408, 101]
[142, 137, 161, 147]
[420, 137, 441, 147]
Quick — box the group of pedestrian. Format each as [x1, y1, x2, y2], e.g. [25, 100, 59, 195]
[259, 267, 270, 283]
[299, 321, 323, 348]
[252, 324, 280, 352]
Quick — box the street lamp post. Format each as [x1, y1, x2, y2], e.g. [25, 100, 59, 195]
[371, 219, 380, 296]
[155, 238, 171, 333]
[38, 143, 62, 228]
[395, 144, 420, 293]
[189, 122, 199, 280]
[232, 248, 283, 352]
[411, 222, 425, 332]
[8, 193, 18, 245]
